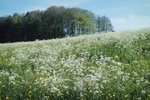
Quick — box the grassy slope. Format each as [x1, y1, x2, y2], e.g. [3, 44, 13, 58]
[0, 29, 150, 99]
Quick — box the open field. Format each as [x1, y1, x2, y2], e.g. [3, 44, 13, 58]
[0, 29, 150, 99]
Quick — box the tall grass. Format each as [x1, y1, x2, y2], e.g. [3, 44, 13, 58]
[0, 29, 150, 99]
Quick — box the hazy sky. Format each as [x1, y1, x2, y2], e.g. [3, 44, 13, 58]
[0, 0, 150, 31]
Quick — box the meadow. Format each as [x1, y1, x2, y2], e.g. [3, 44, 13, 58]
[0, 29, 150, 100]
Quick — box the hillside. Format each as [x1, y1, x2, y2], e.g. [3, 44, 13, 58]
[0, 29, 150, 99]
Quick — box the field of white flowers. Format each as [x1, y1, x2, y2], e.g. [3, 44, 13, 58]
[0, 29, 150, 99]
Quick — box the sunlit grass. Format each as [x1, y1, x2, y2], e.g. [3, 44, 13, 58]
[0, 28, 150, 99]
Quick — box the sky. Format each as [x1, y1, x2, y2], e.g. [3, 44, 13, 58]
[0, 0, 150, 31]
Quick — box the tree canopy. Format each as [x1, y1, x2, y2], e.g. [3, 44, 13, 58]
[0, 6, 114, 43]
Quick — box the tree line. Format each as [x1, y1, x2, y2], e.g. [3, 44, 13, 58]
[0, 6, 114, 43]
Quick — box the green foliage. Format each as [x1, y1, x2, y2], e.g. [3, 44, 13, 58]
[0, 6, 113, 43]
[96, 16, 114, 32]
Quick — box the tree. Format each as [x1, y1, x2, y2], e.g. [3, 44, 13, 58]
[96, 16, 114, 32]
[0, 6, 114, 43]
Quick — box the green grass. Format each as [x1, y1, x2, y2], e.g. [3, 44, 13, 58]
[0, 28, 150, 100]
